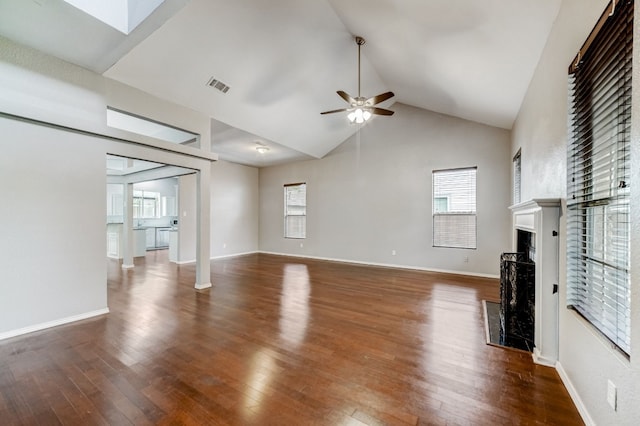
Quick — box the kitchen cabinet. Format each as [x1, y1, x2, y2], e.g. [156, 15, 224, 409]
[106, 223, 123, 259]
[162, 196, 176, 216]
[169, 230, 178, 262]
[156, 228, 170, 248]
[145, 228, 155, 249]
[140, 226, 171, 250]
[134, 229, 146, 257]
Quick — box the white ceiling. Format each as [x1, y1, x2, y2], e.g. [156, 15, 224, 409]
[0, 0, 562, 167]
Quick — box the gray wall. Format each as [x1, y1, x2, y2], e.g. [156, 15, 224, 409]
[211, 160, 259, 258]
[512, 0, 640, 424]
[174, 161, 259, 264]
[259, 103, 511, 277]
[0, 116, 108, 334]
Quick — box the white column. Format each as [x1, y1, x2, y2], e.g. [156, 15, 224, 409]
[121, 182, 134, 269]
[195, 166, 211, 289]
[533, 202, 560, 366]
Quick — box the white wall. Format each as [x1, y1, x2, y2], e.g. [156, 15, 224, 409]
[259, 103, 511, 277]
[511, 0, 640, 424]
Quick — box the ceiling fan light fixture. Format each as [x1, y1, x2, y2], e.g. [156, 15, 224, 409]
[348, 108, 372, 124]
[256, 145, 269, 154]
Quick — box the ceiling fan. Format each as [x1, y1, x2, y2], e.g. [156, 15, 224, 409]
[321, 36, 394, 123]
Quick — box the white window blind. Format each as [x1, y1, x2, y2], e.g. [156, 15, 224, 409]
[284, 183, 306, 239]
[432, 167, 477, 249]
[567, 0, 632, 354]
[513, 150, 521, 205]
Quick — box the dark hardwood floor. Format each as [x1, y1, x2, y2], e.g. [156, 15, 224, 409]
[0, 251, 583, 425]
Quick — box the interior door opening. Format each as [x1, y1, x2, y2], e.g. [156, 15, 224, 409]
[106, 154, 196, 266]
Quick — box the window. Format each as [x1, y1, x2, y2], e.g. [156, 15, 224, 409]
[284, 183, 306, 239]
[567, 0, 632, 354]
[513, 149, 521, 205]
[432, 167, 477, 249]
[133, 190, 160, 219]
[107, 107, 199, 146]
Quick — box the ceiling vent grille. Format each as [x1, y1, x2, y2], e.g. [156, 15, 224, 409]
[207, 77, 230, 93]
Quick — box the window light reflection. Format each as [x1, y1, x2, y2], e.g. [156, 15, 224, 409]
[279, 264, 310, 347]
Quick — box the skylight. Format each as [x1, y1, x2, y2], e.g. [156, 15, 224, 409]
[63, 0, 165, 35]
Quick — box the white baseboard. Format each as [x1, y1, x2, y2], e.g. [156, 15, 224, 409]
[0, 308, 110, 341]
[174, 259, 195, 265]
[211, 251, 258, 260]
[258, 251, 499, 279]
[556, 361, 595, 426]
[195, 282, 212, 290]
[532, 348, 557, 367]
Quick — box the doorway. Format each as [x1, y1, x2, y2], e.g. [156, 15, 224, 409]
[106, 154, 196, 266]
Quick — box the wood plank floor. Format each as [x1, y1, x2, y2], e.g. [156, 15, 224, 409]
[0, 251, 583, 425]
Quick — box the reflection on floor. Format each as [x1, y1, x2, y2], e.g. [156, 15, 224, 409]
[0, 251, 582, 424]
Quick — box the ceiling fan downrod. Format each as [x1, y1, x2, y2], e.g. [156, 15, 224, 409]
[356, 36, 365, 98]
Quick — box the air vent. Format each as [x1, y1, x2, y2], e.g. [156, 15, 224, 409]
[207, 77, 230, 94]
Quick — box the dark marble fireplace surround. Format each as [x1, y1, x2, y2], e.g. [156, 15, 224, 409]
[499, 229, 536, 351]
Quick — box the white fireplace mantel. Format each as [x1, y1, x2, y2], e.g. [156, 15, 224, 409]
[509, 199, 561, 367]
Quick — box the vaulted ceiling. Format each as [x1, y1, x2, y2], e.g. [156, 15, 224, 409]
[0, 0, 562, 166]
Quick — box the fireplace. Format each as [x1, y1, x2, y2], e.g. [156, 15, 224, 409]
[508, 199, 560, 366]
[499, 250, 535, 351]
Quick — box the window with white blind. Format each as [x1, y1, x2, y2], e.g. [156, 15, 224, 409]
[284, 183, 306, 239]
[567, 0, 632, 355]
[513, 149, 521, 205]
[432, 167, 477, 249]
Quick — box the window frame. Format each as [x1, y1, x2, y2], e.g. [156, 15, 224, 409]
[432, 166, 477, 250]
[566, 0, 632, 355]
[513, 149, 521, 205]
[284, 182, 307, 239]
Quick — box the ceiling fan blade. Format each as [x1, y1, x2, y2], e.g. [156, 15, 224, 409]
[320, 108, 350, 115]
[337, 90, 356, 104]
[369, 107, 394, 116]
[366, 91, 395, 105]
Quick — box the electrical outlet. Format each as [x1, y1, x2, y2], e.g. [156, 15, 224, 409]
[391, 250, 396, 256]
[223, 243, 227, 249]
[607, 380, 617, 411]
[300, 242, 304, 248]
